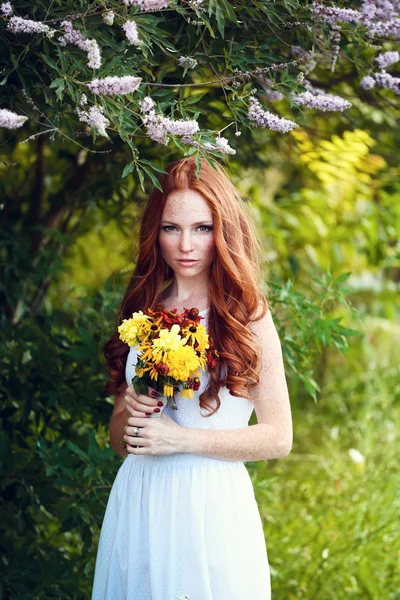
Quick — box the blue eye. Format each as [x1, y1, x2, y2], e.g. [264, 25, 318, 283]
[197, 225, 213, 232]
[162, 226, 176, 232]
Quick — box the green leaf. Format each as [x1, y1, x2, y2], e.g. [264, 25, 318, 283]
[215, 4, 225, 38]
[122, 162, 135, 179]
[195, 152, 202, 178]
[140, 159, 167, 174]
[141, 166, 163, 191]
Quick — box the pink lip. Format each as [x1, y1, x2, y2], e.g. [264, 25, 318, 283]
[177, 259, 198, 263]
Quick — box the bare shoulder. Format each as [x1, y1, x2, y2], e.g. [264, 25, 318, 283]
[248, 303, 280, 341]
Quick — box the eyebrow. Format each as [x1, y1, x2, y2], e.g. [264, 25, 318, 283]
[160, 221, 213, 226]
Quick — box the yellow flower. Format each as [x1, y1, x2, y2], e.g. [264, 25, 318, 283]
[180, 387, 194, 399]
[164, 345, 200, 381]
[118, 311, 151, 346]
[151, 324, 186, 362]
[163, 383, 174, 397]
[182, 322, 209, 353]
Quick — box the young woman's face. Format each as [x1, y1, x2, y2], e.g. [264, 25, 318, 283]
[158, 189, 216, 280]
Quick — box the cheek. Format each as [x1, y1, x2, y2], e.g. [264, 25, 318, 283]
[204, 237, 216, 260]
[158, 233, 174, 255]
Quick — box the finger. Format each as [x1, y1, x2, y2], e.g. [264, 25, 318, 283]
[125, 392, 164, 413]
[126, 443, 150, 455]
[124, 433, 150, 446]
[125, 425, 149, 437]
[126, 407, 155, 418]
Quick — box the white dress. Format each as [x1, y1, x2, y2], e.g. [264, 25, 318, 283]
[92, 310, 271, 600]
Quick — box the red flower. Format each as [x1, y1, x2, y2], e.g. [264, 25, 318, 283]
[155, 362, 169, 376]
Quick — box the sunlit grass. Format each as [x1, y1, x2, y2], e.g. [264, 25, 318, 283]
[249, 317, 400, 599]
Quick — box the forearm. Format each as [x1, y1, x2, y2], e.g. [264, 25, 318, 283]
[179, 422, 292, 462]
[109, 408, 130, 457]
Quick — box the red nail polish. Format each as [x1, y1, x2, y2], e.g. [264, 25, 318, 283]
[150, 391, 158, 398]
[154, 407, 160, 413]
[157, 401, 164, 407]
[145, 412, 151, 416]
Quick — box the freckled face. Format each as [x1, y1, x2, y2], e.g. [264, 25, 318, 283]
[158, 189, 216, 279]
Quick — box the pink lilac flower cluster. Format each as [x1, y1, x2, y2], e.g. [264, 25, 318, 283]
[0, 2, 12, 16]
[204, 136, 236, 155]
[259, 78, 284, 101]
[375, 70, 400, 93]
[292, 89, 351, 111]
[312, 3, 362, 25]
[123, 20, 140, 46]
[76, 105, 110, 137]
[360, 0, 400, 38]
[7, 15, 55, 37]
[102, 11, 115, 26]
[375, 50, 400, 68]
[139, 99, 199, 144]
[87, 76, 142, 96]
[123, 0, 171, 10]
[178, 56, 198, 69]
[189, 0, 205, 8]
[0, 108, 28, 129]
[360, 75, 376, 89]
[248, 96, 298, 133]
[58, 21, 101, 68]
[140, 96, 155, 112]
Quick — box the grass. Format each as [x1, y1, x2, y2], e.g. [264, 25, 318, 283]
[248, 316, 400, 599]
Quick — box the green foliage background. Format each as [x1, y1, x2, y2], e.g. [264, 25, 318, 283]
[1, 1, 400, 598]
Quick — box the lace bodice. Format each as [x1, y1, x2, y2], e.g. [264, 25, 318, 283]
[125, 309, 254, 430]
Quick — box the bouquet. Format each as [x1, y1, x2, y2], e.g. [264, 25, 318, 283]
[118, 304, 219, 413]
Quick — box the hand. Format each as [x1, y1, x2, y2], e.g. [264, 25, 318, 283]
[123, 413, 185, 456]
[124, 384, 165, 417]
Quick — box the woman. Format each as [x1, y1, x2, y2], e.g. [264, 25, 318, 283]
[92, 157, 293, 600]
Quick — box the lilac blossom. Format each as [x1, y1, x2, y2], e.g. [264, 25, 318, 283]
[248, 97, 298, 133]
[178, 56, 198, 69]
[76, 105, 110, 137]
[139, 96, 155, 113]
[312, 3, 362, 25]
[58, 21, 101, 68]
[292, 90, 351, 111]
[7, 15, 55, 37]
[259, 77, 284, 101]
[0, 108, 28, 129]
[87, 76, 142, 96]
[204, 136, 236, 155]
[123, 20, 140, 46]
[360, 75, 376, 89]
[141, 109, 199, 145]
[375, 50, 400, 68]
[1, 2, 12, 16]
[375, 70, 400, 93]
[360, 0, 400, 28]
[123, 0, 171, 10]
[366, 18, 400, 38]
[102, 11, 115, 26]
[189, 0, 205, 8]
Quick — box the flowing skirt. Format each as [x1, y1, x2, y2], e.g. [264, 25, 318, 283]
[92, 453, 271, 600]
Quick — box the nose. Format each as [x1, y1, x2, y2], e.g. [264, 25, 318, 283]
[179, 230, 194, 253]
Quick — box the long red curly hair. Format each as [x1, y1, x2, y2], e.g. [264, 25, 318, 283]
[104, 156, 268, 416]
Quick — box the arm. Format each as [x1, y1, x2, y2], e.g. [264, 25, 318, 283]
[179, 308, 293, 461]
[123, 309, 293, 461]
[109, 384, 129, 457]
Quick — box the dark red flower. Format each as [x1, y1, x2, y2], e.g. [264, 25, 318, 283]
[155, 362, 169, 376]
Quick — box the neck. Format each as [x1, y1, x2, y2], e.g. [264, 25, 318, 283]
[161, 273, 210, 308]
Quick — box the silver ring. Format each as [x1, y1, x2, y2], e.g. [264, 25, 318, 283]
[134, 426, 140, 437]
